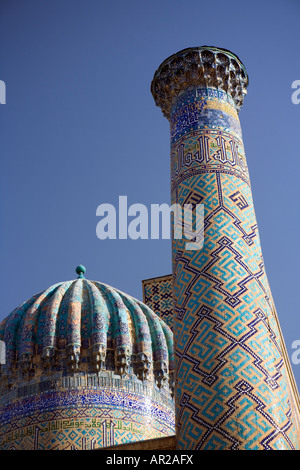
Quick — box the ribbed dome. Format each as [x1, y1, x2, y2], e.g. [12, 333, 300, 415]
[0, 267, 174, 395]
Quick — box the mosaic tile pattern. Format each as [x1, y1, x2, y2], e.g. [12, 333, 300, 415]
[0, 273, 175, 449]
[152, 46, 300, 450]
[142, 275, 173, 331]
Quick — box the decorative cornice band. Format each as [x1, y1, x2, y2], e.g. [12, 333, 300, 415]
[151, 46, 249, 120]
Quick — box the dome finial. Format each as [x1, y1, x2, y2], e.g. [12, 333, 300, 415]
[76, 265, 86, 279]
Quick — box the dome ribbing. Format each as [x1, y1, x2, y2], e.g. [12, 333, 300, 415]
[0, 269, 174, 394]
[0, 268, 175, 450]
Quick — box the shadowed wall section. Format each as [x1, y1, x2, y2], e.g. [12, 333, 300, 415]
[142, 275, 173, 331]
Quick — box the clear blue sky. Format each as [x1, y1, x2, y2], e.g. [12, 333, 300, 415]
[1, 0, 300, 388]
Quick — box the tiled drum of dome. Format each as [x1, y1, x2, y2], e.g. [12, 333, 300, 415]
[151, 47, 300, 450]
[0, 387, 174, 450]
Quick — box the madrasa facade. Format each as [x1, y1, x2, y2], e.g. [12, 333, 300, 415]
[0, 46, 300, 451]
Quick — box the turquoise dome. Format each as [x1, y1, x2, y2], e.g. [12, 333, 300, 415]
[0, 268, 174, 394]
[0, 268, 175, 449]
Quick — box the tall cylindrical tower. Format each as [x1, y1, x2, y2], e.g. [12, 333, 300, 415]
[151, 46, 300, 450]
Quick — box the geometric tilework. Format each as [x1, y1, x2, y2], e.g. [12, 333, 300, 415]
[168, 85, 300, 450]
[142, 275, 173, 330]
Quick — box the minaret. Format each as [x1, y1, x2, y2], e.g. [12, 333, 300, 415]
[151, 46, 300, 450]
